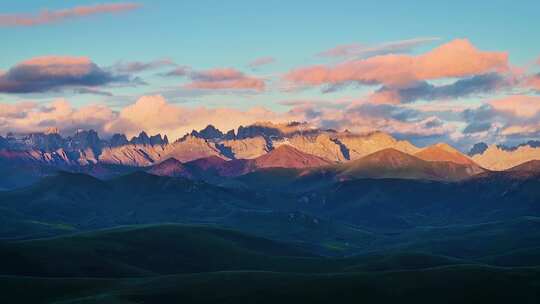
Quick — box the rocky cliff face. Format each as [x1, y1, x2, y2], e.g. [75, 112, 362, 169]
[275, 133, 343, 162]
[335, 131, 419, 160]
[162, 135, 224, 163]
[220, 136, 269, 159]
[472, 144, 540, 171]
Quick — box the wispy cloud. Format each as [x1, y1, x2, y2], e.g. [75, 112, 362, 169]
[111, 58, 175, 74]
[0, 3, 141, 27]
[159, 66, 192, 78]
[186, 68, 266, 91]
[159, 66, 266, 92]
[248, 56, 275, 69]
[74, 87, 113, 96]
[318, 37, 440, 58]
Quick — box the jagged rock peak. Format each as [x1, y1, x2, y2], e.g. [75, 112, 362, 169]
[68, 129, 101, 152]
[109, 134, 129, 147]
[130, 131, 150, 144]
[44, 127, 60, 135]
[224, 129, 236, 140]
[190, 125, 224, 140]
[129, 131, 167, 146]
[236, 121, 313, 140]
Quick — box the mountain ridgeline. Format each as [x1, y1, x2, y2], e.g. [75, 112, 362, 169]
[0, 121, 528, 190]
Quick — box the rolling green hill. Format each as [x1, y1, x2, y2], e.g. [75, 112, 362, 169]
[2, 266, 540, 304]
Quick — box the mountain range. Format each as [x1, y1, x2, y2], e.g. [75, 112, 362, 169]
[2, 121, 540, 190]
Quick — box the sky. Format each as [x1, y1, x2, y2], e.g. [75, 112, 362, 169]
[1, 0, 539, 150]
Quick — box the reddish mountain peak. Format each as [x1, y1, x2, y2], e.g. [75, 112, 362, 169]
[359, 148, 419, 164]
[336, 148, 482, 181]
[186, 155, 228, 170]
[415, 143, 476, 166]
[147, 157, 192, 178]
[254, 144, 332, 169]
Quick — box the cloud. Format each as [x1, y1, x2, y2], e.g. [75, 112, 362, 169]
[112, 59, 176, 73]
[248, 57, 275, 68]
[489, 95, 540, 118]
[524, 73, 540, 91]
[281, 100, 455, 138]
[185, 68, 265, 91]
[160, 66, 192, 78]
[73, 87, 113, 96]
[462, 95, 540, 138]
[318, 37, 440, 58]
[105, 95, 297, 139]
[0, 99, 115, 135]
[285, 39, 508, 89]
[0, 96, 446, 141]
[158, 66, 266, 91]
[3, 94, 538, 149]
[370, 73, 509, 104]
[462, 104, 497, 134]
[0, 56, 133, 93]
[0, 3, 140, 27]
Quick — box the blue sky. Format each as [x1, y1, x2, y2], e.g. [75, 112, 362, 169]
[2, 1, 538, 67]
[0, 1, 539, 148]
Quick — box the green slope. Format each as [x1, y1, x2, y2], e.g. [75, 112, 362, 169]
[2, 266, 540, 304]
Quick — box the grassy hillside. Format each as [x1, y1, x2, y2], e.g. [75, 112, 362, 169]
[0, 224, 322, 277]
[1, 223, 539, 303]
[2, 266, 540, 304]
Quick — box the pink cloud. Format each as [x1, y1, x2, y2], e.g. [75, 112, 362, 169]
[248, 57, 276, 68]
[489, 95, 540, 118]
[524, 74, 540, 90]
[0, 99, 115, 135]
[0, 95, 471, 144]
[285, 39, 508, 88]
[105, 95, 298, 139]
[369, 90, 402, 104]
[0, 56, 127, 93]
[18, 56, 94, 75]
[186, 68, 265, 91]
[0, 3, 140, 27]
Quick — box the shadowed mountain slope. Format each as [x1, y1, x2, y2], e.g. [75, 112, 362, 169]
[332, 148, 483, 181]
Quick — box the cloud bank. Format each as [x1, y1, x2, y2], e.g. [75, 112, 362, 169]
[2, 94, 540, 149]
[286, 39, 508, 96]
